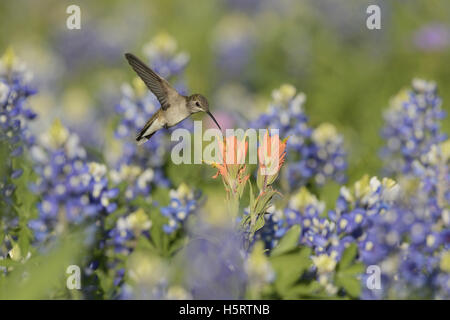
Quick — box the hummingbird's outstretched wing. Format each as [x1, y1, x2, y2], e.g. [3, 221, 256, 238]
[125, 53, 177, 111]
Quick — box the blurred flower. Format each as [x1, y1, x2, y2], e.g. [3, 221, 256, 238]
[51, 17, 135, 71]
[181, 224, 247, 299]
[143, 32, 190, 79]
[204, 110, 235, 130]
[125, 251, 170, 299]
[244, 241, 274, 298]
[381, 79, 447, 175]
[213, 83, 262, 125]
[0, 48, 37, 214]
[212, 14, 255, 80]
[413, 23, 450, 52]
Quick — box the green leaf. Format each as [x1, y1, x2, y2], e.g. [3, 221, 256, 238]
[248, 181, 255, 216]
[254, 188, 277, 216]
[270, 247, 311, 294]
[135, 235, 157, 252]
[338, 243, 358, 270]
[340, 262, 365, 275]
[253, 214, 265, 233]
[270, 225, 301, 257]
[335, 244, 364, 298]
[17, 224, 33, 255]
[0, 230, 86, 299]
[335, 272, 362, 298]
[284, 281, 322, 298]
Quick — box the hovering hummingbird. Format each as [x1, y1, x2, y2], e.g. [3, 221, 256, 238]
[124, 53, 222, 145]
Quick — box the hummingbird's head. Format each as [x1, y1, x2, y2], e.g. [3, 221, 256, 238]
[188, 94, 209, 112]
[188, 94, 222, 130]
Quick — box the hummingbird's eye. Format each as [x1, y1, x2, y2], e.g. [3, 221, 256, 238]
[195, 102, 200, 107]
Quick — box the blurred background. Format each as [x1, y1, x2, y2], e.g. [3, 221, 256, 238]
[0, 0, 449, 207]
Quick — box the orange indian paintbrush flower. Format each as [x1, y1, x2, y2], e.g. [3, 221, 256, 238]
[211, 135, 249, 197]
[257, 130, 287, 177]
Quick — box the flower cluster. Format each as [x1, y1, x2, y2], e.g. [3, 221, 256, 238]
[160, 183, 201, 234]
[107, 208, 153, 255]
[250, 84, 347, 189]
[113, 33, 191, 200]
[28, 120, 118, 243]
[0, 49, 37, 210]
[380, 79, 447, 175]
[372, 79, 450, 299]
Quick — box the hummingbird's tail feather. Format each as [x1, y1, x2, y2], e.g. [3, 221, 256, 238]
[136, 110, 162, 145]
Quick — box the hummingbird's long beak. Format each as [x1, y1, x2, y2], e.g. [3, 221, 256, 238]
[207, 111, 222, 130]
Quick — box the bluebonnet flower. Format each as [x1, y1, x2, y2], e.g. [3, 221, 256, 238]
[104, 183, 199, 294]
[254, 205, 286, 250]
[257, 176, 400, 296]
[251, 84, 347, 189]
[212, 14, 255, 80]
[380, 79, 447, 175]
[255, 187, 327, 251]
[107, 208, 153, 255]
[329, 176, 400, 264]
[182, 224, 247, 299]
[361, 79, 450, 299]
[28, 120, 118, 243]
[112, 33, 191, 200]
[160, 184, 201, 234]
[117, 250, 193, 300]
[0, 49, 37, 208]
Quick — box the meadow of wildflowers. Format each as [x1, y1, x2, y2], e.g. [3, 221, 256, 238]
[0, 0, 449, 301]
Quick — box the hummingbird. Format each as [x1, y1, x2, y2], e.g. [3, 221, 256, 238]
[124, 53, 222, 145]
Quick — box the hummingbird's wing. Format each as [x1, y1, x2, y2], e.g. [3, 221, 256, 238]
[125, 53, 178, 111]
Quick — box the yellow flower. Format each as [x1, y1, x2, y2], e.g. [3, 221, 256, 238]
[312, 254, 337, 274]
[354, 175, 371, 199]
[441, 139, 450, 162]
[144, 32, 177, 56]
[127, 208, 152, 233]
[312, 123, 338, 145]
[46, 119, 69, 148]
[271, 84, 296, 104]
[132, 77, 148, 98]
[8, 243, 21, 262]
[289, 187, 323, 212]
[389, 88, 409, 111]
[440, 251, 450, 273]
[128, 251, 166, 284]
[1, 47, 16, 69]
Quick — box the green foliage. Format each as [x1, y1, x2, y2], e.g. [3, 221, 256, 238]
[269, 246, 312, 298]
[270, 225, 301, 257]
[0, 230, 86, 299]
[334, 244, 365, 298]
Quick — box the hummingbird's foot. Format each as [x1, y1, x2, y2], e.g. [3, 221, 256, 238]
[163, 124, 169, 130]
